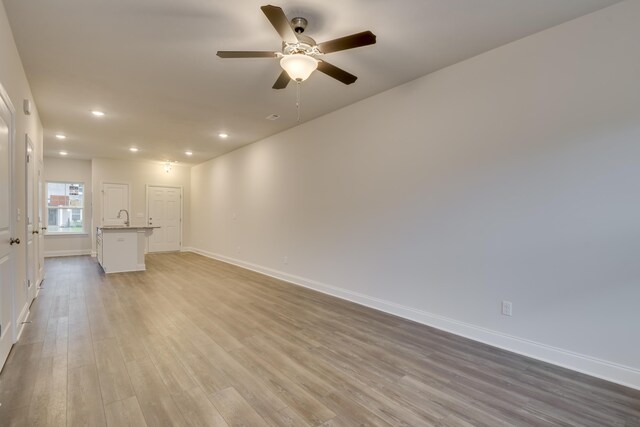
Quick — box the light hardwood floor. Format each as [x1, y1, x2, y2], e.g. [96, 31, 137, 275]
[0, 253, 638, 426]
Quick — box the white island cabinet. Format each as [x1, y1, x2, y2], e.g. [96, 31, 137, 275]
[96, 226, 157, 273]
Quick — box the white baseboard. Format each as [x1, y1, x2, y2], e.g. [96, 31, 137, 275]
[184, 246, 640, 390]
[44, 249, 92, 258]
[102, 266, 146, 274]
[16, 303, 30, 341]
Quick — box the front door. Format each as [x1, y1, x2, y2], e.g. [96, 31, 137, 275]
[147, 186, 181, 252]
[0, 85, 16, 368]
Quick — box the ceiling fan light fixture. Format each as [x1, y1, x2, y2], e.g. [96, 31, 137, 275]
[280, 54, 318, 82]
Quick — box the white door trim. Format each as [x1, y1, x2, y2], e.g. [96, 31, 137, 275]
[145, 184, 183, 252]
[36, 156, 44, 289]
[24, 134, 36, 304]
[0, 81, 17, 368]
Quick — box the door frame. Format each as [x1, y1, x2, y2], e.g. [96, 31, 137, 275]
[24, 133, 36, 303]
[36, 156, 44, 289]
[0, 82, 17, 363]
[145, 184, 183, 252]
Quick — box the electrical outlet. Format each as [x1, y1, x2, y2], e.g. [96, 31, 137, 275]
[501, 301, 513, 316]
[283, 256, 288, 265]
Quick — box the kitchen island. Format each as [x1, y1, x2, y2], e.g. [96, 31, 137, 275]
[96, 226, 158, 273]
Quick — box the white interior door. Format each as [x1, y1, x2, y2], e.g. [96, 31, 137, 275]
[147, 186, 181, 252]
[102, 182, 129, 226]
[25, 135, 35, 303]
[36, 158, 44, 284]
[0, 86, 16, 368]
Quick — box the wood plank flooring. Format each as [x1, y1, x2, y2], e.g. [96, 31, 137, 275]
[0, 253, 638, 426]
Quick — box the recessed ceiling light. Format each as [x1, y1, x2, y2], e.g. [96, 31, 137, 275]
[59, 151, 68, 156]
[55, 134, 66, 139]
[91, 110, 105, 117]
[185, 151, 193, 156]
[218, 133, 228, 139]
[129, 147, 139, 152]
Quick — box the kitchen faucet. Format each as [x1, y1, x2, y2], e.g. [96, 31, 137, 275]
[117, 209, 130, 227]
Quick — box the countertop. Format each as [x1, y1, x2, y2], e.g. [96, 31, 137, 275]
[97, 225, 160, 230]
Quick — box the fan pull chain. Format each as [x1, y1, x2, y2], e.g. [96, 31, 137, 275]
[296, 81, 301, 123]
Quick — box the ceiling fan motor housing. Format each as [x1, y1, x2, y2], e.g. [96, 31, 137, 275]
[282, 34, 319, 56]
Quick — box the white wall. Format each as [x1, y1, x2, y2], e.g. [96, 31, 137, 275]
[43, 157, 92, 257]
[0, 2, 43, 328]
[91, 158, 190, 253]
[189, 1, 640, 389]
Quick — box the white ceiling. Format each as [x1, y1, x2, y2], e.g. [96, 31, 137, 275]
[4, 0, 620, 165]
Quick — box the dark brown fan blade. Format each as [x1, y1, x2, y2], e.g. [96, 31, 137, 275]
[217, 51, 278, 58]
[273, 70, 291, 89]
[260, 5, 298, 44]
[317, 31, 376, 54]
[317, 60, 357, 85]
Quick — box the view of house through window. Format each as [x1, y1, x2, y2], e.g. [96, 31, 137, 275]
[47, 182, 85, 233]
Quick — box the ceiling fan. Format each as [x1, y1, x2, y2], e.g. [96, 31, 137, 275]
[217, 5, 376, 89]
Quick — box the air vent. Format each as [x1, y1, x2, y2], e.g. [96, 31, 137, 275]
[266, 114, 280, 121]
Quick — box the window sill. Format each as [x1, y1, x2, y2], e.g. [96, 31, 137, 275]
[45, 232, 89, 237]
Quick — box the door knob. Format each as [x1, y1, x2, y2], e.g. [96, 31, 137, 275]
[32, 230, 39, 235]
[41, 226, 47, 230]
[9, 237, 20, 245]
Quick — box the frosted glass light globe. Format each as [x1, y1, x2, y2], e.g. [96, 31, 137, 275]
[280, 54, 318, 82]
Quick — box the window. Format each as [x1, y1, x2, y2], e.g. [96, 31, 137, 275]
[46, 182, 85, 233]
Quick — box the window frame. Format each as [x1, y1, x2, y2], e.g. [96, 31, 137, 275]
[45, 181, 87, 235]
